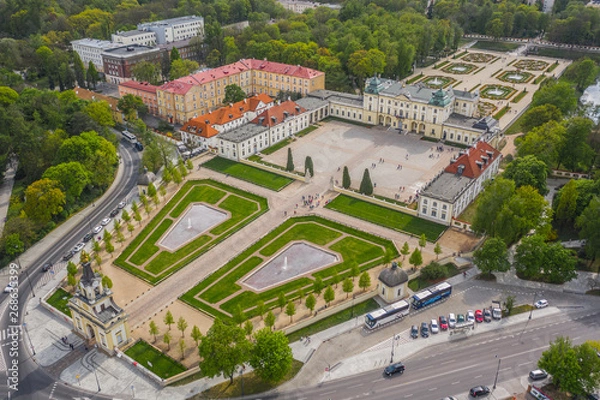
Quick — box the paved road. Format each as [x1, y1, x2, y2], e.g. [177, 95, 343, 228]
[244, 307, 599, 400]
[0, 141, 140, 400]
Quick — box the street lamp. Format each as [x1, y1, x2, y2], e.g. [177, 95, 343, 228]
[14, 246, 35, 298]
[239, 365, 245, 397]
[390, 335, 396, 364]
[529, 292, 537, 320]
[493, 355, 502, 390]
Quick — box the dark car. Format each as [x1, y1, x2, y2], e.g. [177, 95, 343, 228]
[109, 209, 120, 218]
[469, 386, 491, 397]
[41, 262, 53, 272]
[82, 233, 93, 242]
[384, 362, 405, 376]
[62, 250, 74, 261]
[410, 325, 419, 339]
[457, 314, 465, 323]
[420, 322, 429, 338]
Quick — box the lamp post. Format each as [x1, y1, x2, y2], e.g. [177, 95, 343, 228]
[493, 355, 502, 390]
[239, 365, 245, 397]
[390, 335, 396, 364]
[519, 292, 537, 343]
[14, 246, 35, 298]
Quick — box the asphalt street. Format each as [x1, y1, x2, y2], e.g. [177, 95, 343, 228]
[0, 140, 140, 400]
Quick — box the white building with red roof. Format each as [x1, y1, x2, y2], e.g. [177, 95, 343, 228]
[418, 141, 502, 225]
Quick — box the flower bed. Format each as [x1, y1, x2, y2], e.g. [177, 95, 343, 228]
[461, 52, 495, 63]
[477, 101, 498, 116]
[513, 59, 549, 71]
[422, 75, 456, 89]
[480, 84, 517, 100]
[442, 62, 477, 74]
[497, 70, 534, 83]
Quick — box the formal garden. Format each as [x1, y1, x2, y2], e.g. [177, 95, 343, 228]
[462, 52, 496, 63]
[513, 59, 549, 71]
[497, 70, 534, 83]
[124, 339, 187, 379]
[477, 101, 498, 116]
[421, 75, 457, 89]
[114, 179, 268, 284]
[442, 62, 477, 74]
[202, 157, 294, 191]
[480, 84, 517, 100]
[180, 216, 398, 323]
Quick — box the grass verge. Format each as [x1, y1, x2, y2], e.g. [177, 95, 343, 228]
[296, 125, 318, 138]
[407, 263, 460, 291]
[287, 298, 380, 342]
[46, 288, 72, 317]
[511, 90, 527, 103]
[493, 106, 510, 119]
[509, 304, 534, 316]
[326, 195, 446, 240]
[202, 157, 294, 191]
[124, 340, 186, 379]
[406, 74, 423, 84]
[472, 41, 520, 52]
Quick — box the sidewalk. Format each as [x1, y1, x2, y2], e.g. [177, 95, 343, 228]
[0, 158, 17, 236]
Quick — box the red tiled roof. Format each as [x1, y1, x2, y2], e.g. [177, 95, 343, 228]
[197, 94, 274, 126]
[242, 59, 324, 79]
[252, 100, 306, 127]
[183, 61, 251, 85]
[180, 120, 219, 138]
[119, 81, 158, 94]
[444, 141, 501, 179]
[74, 88, 119, 109]
[159, 80, 194, 95]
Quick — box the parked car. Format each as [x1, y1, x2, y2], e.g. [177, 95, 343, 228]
[4, 283, 15, 293]
[73, 242, 85, 253]
[384, 362, 405, 376]
[117, 201, 126, 209]
[410, 325, 419, 339]
[101, 218, 111, 226]
[109, 209, 119, 218]
[92, 226, 103, 234]
[529, 369, 548, 380]
[457, 314, 465, 323]
[467, 310, 475, 323]
[448, 313, 456, 329]
[420, 322, 429, 338]
[535, 299, 549, 309]
[82, 233, 93, 242]
[439, 315, 449, 330]
[62, 250, 74, 261]
[469, 386, 491, 397]
[41, 262, 53, 272]
[484, 309, 492, 322]
[430, 319, 439, 334]
[475, 310, 484, 323]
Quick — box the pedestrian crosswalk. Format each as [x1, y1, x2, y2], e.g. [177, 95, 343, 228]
[0, 327, 22, 341]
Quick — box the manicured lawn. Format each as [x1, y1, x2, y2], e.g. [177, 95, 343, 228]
[325, 195, 446, 241]
[46, 288, 72, 317]
[124, 340, 186, 379]
[472, 41, 520, 52]
[114, 180, 268, 284]
[287, 299, 380, 343]
[200, 360, 303, 398]
[202, 157, 293, 191]
[296, 125, 318, 137]
[180, 216, 397, 322]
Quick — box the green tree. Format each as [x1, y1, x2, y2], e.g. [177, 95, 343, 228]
[86, 62, 98, 90]
[131, 61, 161, 85]
[163, 310, 174, 331]
[473, 237, 510, 275]
[304, 156, 314, 177]
[409, 248, 423, 270]
[191, 325, 202, 347]
[503, 155, 549, 195]
[420, 262, 445, 281]
[66, 261, 78, 276]
[264, 311, 276, 330]
[277, 292, 286, 311]
[576, 196, 600, 265]
[350, 263, 360, 281]
[494, 186, 549, 244]
[169, 59, 199, 80]
[515, 235, 577, 283]
[223, 84, 246, 104]
[117, 94, 147, 121]
[472, 178, 516, 236]
[43, 162, 90, 204]
[250, 328, 293, 383]
[23, 178, 66, 225]
[149, 320, 159, 343]
[177, 317, 188, 338]
[305, 294, 316, 313]
[531, 80, 577, 115]
[332, 270, 340, 288]
[401, 242, 410, 260]
[101, 275, 113, 289]
[255, 300, 266, 320]
[73, 52, 86, 88]
[359, 168, 373, 195]
[347, 48, 386, 90]
[565, 57, 598, 91]
[504, 295, 515, 316]
[342, 278, 354, 298]
[233, 305, 246, 326]
[198, 318, 251, 384]
[170, 47, 181, 62]
[243, 320, 254, 338]
[313, 277, 324, 297]
[285, 301, 296, 323]
[67, 274, 77, 291]
[538, 337, 584, 395]
[179, 339, 186, 360]
[358, 272, 371, 292]
[558, 117, 595, 172]
[84, 101, 114, 127]
[286, 148, 294, 172]
[434, 243, 442, 260]
[418, 233, 427, 250]
[163, 330, 172, 350]
[105, 240, 114, 257]
[342, 166, 351, 189]
[324, 285, 335, 305]
[520, 104, 562, 134]
[103, 229, 112, 242]
[554, 179, 579, 227]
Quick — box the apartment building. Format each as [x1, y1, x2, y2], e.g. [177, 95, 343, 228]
[71, 39, 120, 72]
[157, 59, 325, 124]
[137, 15, 204, 44]
[102, 45, 162, 84]
[112, 30, 157, 46]
[118, 81, 160, 115]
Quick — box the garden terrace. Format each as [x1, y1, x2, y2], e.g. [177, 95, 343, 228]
[442, 63, 477, 75]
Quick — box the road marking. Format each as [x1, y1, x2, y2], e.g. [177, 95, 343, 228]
[319, 390, 336, 396]
[372, 378, 385, 383]
[404, 394, 413, 398]
[440, 359, 455, 365]
[428, 387, 437, 391]
[518, 362, 531, 367]
[348, 384, 363, 389]
[500, 367, 512, 372]
[474, 375, 482, 379]
[452, 381, 460, 385]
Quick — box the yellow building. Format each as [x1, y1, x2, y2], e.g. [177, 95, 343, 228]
[68, 262, 131, 355]
[156, 59, 325, 125]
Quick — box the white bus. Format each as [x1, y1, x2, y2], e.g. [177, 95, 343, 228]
[121, 130, 137, 144]
[364, 299, 410, 330]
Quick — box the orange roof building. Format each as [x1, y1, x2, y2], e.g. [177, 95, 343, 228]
[74, 87, 124, 125]
[118, 81, 159, 115]
[418, 141, 502, 226]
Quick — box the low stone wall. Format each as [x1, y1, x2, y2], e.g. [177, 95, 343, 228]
[451, 218, 474, 233]
[239, 158, 307, 182]
[551, 170, 590, 179]
[332, 185, 418, 216]
[40, 287, 73, 325]
[115, 343, 168, 387]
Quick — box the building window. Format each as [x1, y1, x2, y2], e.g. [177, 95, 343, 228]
[441, 213, 446, 220]
[100, 333, 107, 347]
[116, 331, 123, 344]
[432, 210, 437, 217]
[422, 207, 427, 214]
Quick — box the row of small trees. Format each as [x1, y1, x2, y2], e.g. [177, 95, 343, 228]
[285, 148, 314, 177]
[341, 166, 375, 196]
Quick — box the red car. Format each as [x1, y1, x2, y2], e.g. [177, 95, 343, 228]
[438, 315, 449, 330]
[475, 309, 484, 323]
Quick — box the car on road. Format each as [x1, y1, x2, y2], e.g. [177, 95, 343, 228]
[448, 313, 456, 329]
[101, 218, 111, 226]
[469, 386, 491, 397]
[420, 322, 429, 338]
[535, 299, 549, 309]
[117, 201, 126, 209]
[109, 209, 120, 218]
[484, 309, 492, 322]
[457, 313, 465, 323]
[62, 250, 74, 261]
[82, 233, 93, 242]
[439, 315, 449, 330]
[73, 242, 85, 253]
[410, 325, 419, 339]
[92, 226, 103, 234]
[529, 369, 548, 380]
[467, 310, 475, 323]
[4, 283, 15, 293]
[41, 262, 53, 272]
[475, 310, 484, 323]
[383, 362, 405, 376]
[430, 319, 439, 334]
